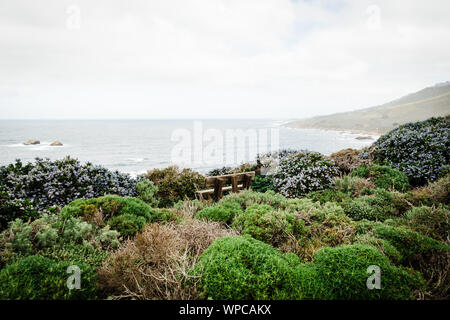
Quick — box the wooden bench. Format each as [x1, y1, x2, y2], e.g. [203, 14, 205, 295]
[196, 172, 255, 201]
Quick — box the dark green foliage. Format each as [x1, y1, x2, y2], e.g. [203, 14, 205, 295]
[136, 179, 159, 207]
[195, 202, 242, 224]
[61, 195, 151, 221]
[232, 204, 307, 247]
[351, 165, 410, 192]
[194, 236, 302, 300]
[343, 198, 381, 221]
[0, 255, 97, 300]
[0, 187, 37, 230]
[251, 175, 275, 193]
[407, 174, 450, 207]
[0, 214, 119, 268]
[370, 117, 450, 186]
[299, 245, 425, 300]
[306, 189, 351, 204]
[146, 166, 206, 207]
[148, 207, 181, 223]
[219, 190, 289, 211]
[107, 214, 147, 237]
[401, 206, 449, 242]
[356, 221, 449, 263]
[207, 166, 232, 176]
[370, 224, 449, 262]
[332, 176, 376, 196]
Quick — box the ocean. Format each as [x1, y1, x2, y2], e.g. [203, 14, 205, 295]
[0, 120, 378, 175]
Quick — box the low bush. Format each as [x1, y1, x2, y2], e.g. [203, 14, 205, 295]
[232, 205, 307, 247]
[351, 165, 410, 192]
[0, 214, 119, 268]
[136, 180, 159, 207]
[98, 220, 237, 299]
[333, 176, 376, 196]
[0, 187, 37, 230]
[401, 206, 449, 242]
[149, 208, 181, 223]
[107, 214, 147, 237]
[330, 148, 368, 174]
[146, 166, 206, 207]
[299, 245, 425, 300]
[0, 255, 97, 300]
[61, 195, 151, 222]
[342, 198, 381, 221]
[0, 157, 139, 227]
[407, 174, 450, 207]
[173, 199, 208, 218]
[370, 117, 450, 186]
[306, 189, 351, 204]
[195, 202, 242, 224]
[251, 175, 275, 193]
[271, 151, 340, 198]
[343, 189, 411, 222]
[219, 190, 289, 211]
[194, 236, 302, 300]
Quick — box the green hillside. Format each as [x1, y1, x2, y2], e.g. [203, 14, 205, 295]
[286, 82, 450, 134]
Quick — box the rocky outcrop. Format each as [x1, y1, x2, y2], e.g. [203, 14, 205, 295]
[23, 139, 40, 145]
[50, 141, 63, 146]
[355, 136, 373, 140]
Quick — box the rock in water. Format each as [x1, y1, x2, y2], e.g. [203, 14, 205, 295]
[50, 141, 63, 146]
[355, 136, 373, 140]
[23, 139, 40, 145]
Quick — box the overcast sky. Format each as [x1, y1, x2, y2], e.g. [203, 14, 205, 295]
[0, 0, 449, 120]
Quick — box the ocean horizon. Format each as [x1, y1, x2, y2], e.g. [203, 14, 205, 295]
[0, 119, 378, 175]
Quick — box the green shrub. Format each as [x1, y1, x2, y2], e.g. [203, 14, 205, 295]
[107, 214, 147, 237]
[343, 198, 381, 221]
[356, 221, 449, 260]
[333, 176, 376, 196]
[370, 117, 450, 186]
[173, 199, 208, 218]
[195, 202, 242, 224]
[251, 175, 275, 193]
[401, 206, 449, 242]
[194, 236, 302, 300]
[232, 204, 307, 247]
[306, 189, 351, 204]
[408, 174, 450, 206]
[369, 224, 449, 262]
[0, 214, 119, 267]
[300, 245, 425, 300]
[145, 166, 205, 207]
[148, 207, 181, 223]
[61, 195, 151, 221]
[0, 255, 97, 300]
[136, 180, 159, 207]
[219, 190, 289, 211]
[351, 165, 410, 192]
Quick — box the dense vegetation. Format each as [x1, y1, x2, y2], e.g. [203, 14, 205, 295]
[0, 117, 448, 300]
